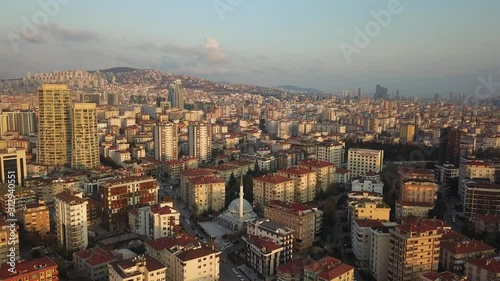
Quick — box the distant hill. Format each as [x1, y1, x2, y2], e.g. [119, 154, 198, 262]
[277, 85, 323, 93]
[99, 67, 139, 74]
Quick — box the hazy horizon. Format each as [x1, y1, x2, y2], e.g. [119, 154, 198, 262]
[1, 1, 500, 97]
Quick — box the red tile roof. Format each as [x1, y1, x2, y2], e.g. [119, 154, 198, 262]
[420, 271, 461, 281]
[189, 175, 225, 185]
[266, 200, 313, 214]
[150, 204, 177, 215]
[474, 214, 500, 224]
[244, 234, 282, 252]
[303, 256, 341, 272]
[180, 168, 214, 177]
[441, 240, 495, 255]
[466, 256, 500, 274]
[0, 257, 58, 280]
[440, 229, 468, 243]
[299, 159, 335, 168]
[317, 263, 354, 280]
[278, 167, 315, 175]
[74, 247, 116, 266]
[276, 257, 315, 275]
[254, 174, 294, 184]
[145, 234, 198, 251]
[176, 245, 219, 262]
[397, 223, 437, 233]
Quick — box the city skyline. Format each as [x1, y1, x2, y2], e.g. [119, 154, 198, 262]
[1, 1, 500, 97]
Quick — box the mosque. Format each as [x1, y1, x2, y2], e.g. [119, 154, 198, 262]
[216, 176, 257, 232]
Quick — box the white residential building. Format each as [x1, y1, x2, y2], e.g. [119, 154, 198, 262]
[129, 201, 180, 239]
[347, 148, 384, 178]
[54, 190, 88, 251]
[351, 179, 384, 194]
[154, 123, 178, 161]
[369, 223, 398, 281]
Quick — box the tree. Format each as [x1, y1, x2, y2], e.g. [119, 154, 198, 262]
[428, 192, 446, 220]
[225, 172, 239, 208]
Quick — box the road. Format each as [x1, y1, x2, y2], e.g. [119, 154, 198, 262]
[439, 187, 463, 231]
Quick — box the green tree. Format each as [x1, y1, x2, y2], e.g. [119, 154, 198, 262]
[428, 192, 446, 220]
[225, 172, 239, 208]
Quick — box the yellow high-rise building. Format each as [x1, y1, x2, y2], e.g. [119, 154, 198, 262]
[71, 103, 99, 169]
[388, 223, 442, 281]
[400, 123, 416, 143]
[37, 84, 72, 166]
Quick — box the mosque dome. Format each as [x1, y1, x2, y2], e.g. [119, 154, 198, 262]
[227, 198, 253, 215]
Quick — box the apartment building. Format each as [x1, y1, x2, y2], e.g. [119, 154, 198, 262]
[23, 200, 50, 235]
[277, 167, 317, 203]
[303, 256, 354, 281]
[458, 160, 495, 200]
[399, 123, 416, 143]
[180, 168, 214, 204]
[440, 240, 495, 273]
[351, 178, 384, 194]
[173, 245, 220, 281]
[395, 201, 435, 221]
[388, 223, 442, 281]
[0, 217, 19, 264]
[463, 181, 500, 220]
[129, 201, 180, 239]
[369, 223, 398, 281]
[100, 175, 159, 231]
[187, 175, 225, 215]
[154, 122, 178, 161]
[188, 123, 212, 162]
[54, 191, 88, 251]
[351, 219, 386, 268]
[108, 254, 165, 281]
[435, 164, 459, 185]
[246, 219, 294, 265]
[37, 84, 72, 166]
[298, 159, 336, 194]
[0, 257, 58, 281]
[348, 199, 390, 225]
[145, 233, 199, 281]
[465, 256, 500, 281]
[253, 174, 295, 209]
[74, 247, 117, 281]
[276, 257, 315, 281]
[316, 141, 345, 167]
[347, 148, 384, 178]
[0, 186, 36, 217]
[400, 181, 439, 204]
[473, 214, 500, 235]
[243, 234, 284, 279]
[71, 103, 99, 169]
[0, 148, 27, 186]
[264, 200, 318, 253]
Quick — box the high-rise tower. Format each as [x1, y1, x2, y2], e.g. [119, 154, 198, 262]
[168, 79, 184, 110]
[188, 123, 212, 161]
[71, 103, 99, 169]
[37, 84, 72, 166]
[154, 122, 178, 161]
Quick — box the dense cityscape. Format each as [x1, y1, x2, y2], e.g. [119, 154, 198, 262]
[0, 67, 498, 281]
[2, 1, 500, 281]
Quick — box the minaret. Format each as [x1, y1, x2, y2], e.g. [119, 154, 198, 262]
[239, 174, 244, 219]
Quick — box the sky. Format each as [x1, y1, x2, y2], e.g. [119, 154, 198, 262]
[1, 0, 500, 97]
